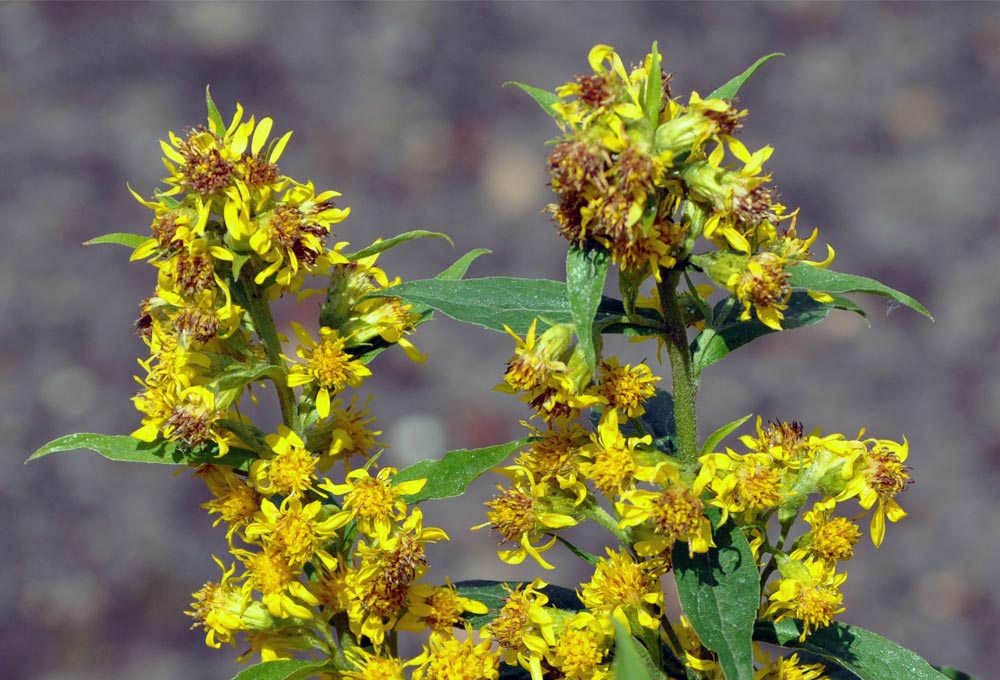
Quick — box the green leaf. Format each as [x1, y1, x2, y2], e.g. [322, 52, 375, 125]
[504, 81, 562, 119]
[230, 660, 328, 680]
[454, 580, 584, 629]
[206, 85, 226, 135]
[788, 263, 932, 320]
[554, 535, 601, 565]
[393, 439, 528, 504]
[27, 433, 256, 470]
[707, 53, 784, 101]
[692, 292, 849, 374]
[435, 248, 491, 281]
[566, 245, 610, 373]
[346, 230, 454, 262]
[208, 360, 281, 393]
[84, 232, 147, 248]
[610, 620, 656, 680]
[755, 619, 950, 680]
[368, 277, 571, 334]
[701, 413, 753, 457]
[634, 388, 678, 456]
[674, 521, 759, 680]
[643, 41, 662, 130]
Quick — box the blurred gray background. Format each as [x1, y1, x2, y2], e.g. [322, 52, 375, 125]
[3, 3, 998, 679]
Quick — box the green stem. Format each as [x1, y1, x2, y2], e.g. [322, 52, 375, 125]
[585, 503, 632, 546]
[238, 268, 299, 432]
[657, 268, 699, 468]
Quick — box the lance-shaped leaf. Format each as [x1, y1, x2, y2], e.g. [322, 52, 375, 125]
[674, 520, 759, 680]
[27, 433, 256, 470]
[642, 41, 662, 130]
[205, 85, 227, 135]
[393, 439, 528, 504]
[788, 263, 932, 320]
[84, 233, 147, 248]
[691, 292, 861, 374]
[708, 53, 784, 101]
[610, 620, 657, 680]
[345, 230, 453, 262]
[566, 245, 610, 373]
[230, 660, 329, 680]
[504, 81, 562, 119]
[701, 413, 753, 458]
[755, 619, 949, 680]
[367, 277, 572, 334]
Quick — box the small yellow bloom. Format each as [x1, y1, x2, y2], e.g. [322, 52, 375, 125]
[579, 548, 665, 633]
[287, 323, 372, 419]
[409, 629, 500, 680]
[765, 558, 847, 640]
[325, 465, 425, 541]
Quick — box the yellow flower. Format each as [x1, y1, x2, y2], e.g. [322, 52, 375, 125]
[313, 394, 384, 470]
[700, 448, 784, 523]
[485, 580, 557, 680]
[595, 356, 660, 418]
[409, 629, 500, 680]
[249, 426, 319, 497]
[727, 252, 791, 331]
[247, 180, 350, 287]
[580, 548, 666, 634]
[548, 611, 613, 680]
[579, 408, 651, 498]
[325, 465, 425, 541]
[186, 557, 254, 648]
[474, 466, 579, 570]
[243, 496, 341, 569]
[397, 580, 490, 634]
[754, 651, 829, 680]
[195, 465, 263, 542]
[835, 437, 911, 547]
[343, 647, 406, 680]
[513, 420, 590, 504]
[617, 459, 714, 557]
[132, 384, 238, 456]
[286, 322, 373, 419]
[790, 505, 861, 565]
[238, 546, 319, 620]
[499, 320, 572, 393]
[765, 558, 846, 640]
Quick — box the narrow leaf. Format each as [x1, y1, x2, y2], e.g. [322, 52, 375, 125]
[346, 230, 454, 262]
[701, 413, 753, 457]
[674, 521, 759, 680]
[230, 660, 327, 680]
[368, 277, 572, 334]
[84, 233, 147, 248]
[436, 248, 491, 281]
[205, 85, 226, 135]
[209, 361, 280, 393]
[610, 620, 656, 680]
[566, 245, 610, 373]
[504, 81, 562, 119]
[788, 263, 932, 320]
[643, 41, 662, 130]
[755, 619, 950, 680]
[27, 433, 256, 470]
[707, 53, 784, 101]
[394, 439, 528, 504]
[692, 292, 850, 373]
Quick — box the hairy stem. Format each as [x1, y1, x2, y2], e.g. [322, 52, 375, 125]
[657, 268, 699, 468]
[238, 269, 299, 432]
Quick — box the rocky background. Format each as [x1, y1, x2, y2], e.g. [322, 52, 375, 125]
[2, 3, 998, 679]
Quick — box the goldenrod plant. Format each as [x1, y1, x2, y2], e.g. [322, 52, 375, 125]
[31, 44, 975, 680]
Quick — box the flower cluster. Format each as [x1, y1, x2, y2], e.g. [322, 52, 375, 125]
[42, 40, 935, 680]
[125, 97, 496, 670]
[545, 43, 834, 330]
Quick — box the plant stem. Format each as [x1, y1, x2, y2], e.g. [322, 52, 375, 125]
[657, 268, 699, 468]
[238, 268, 299, 432]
